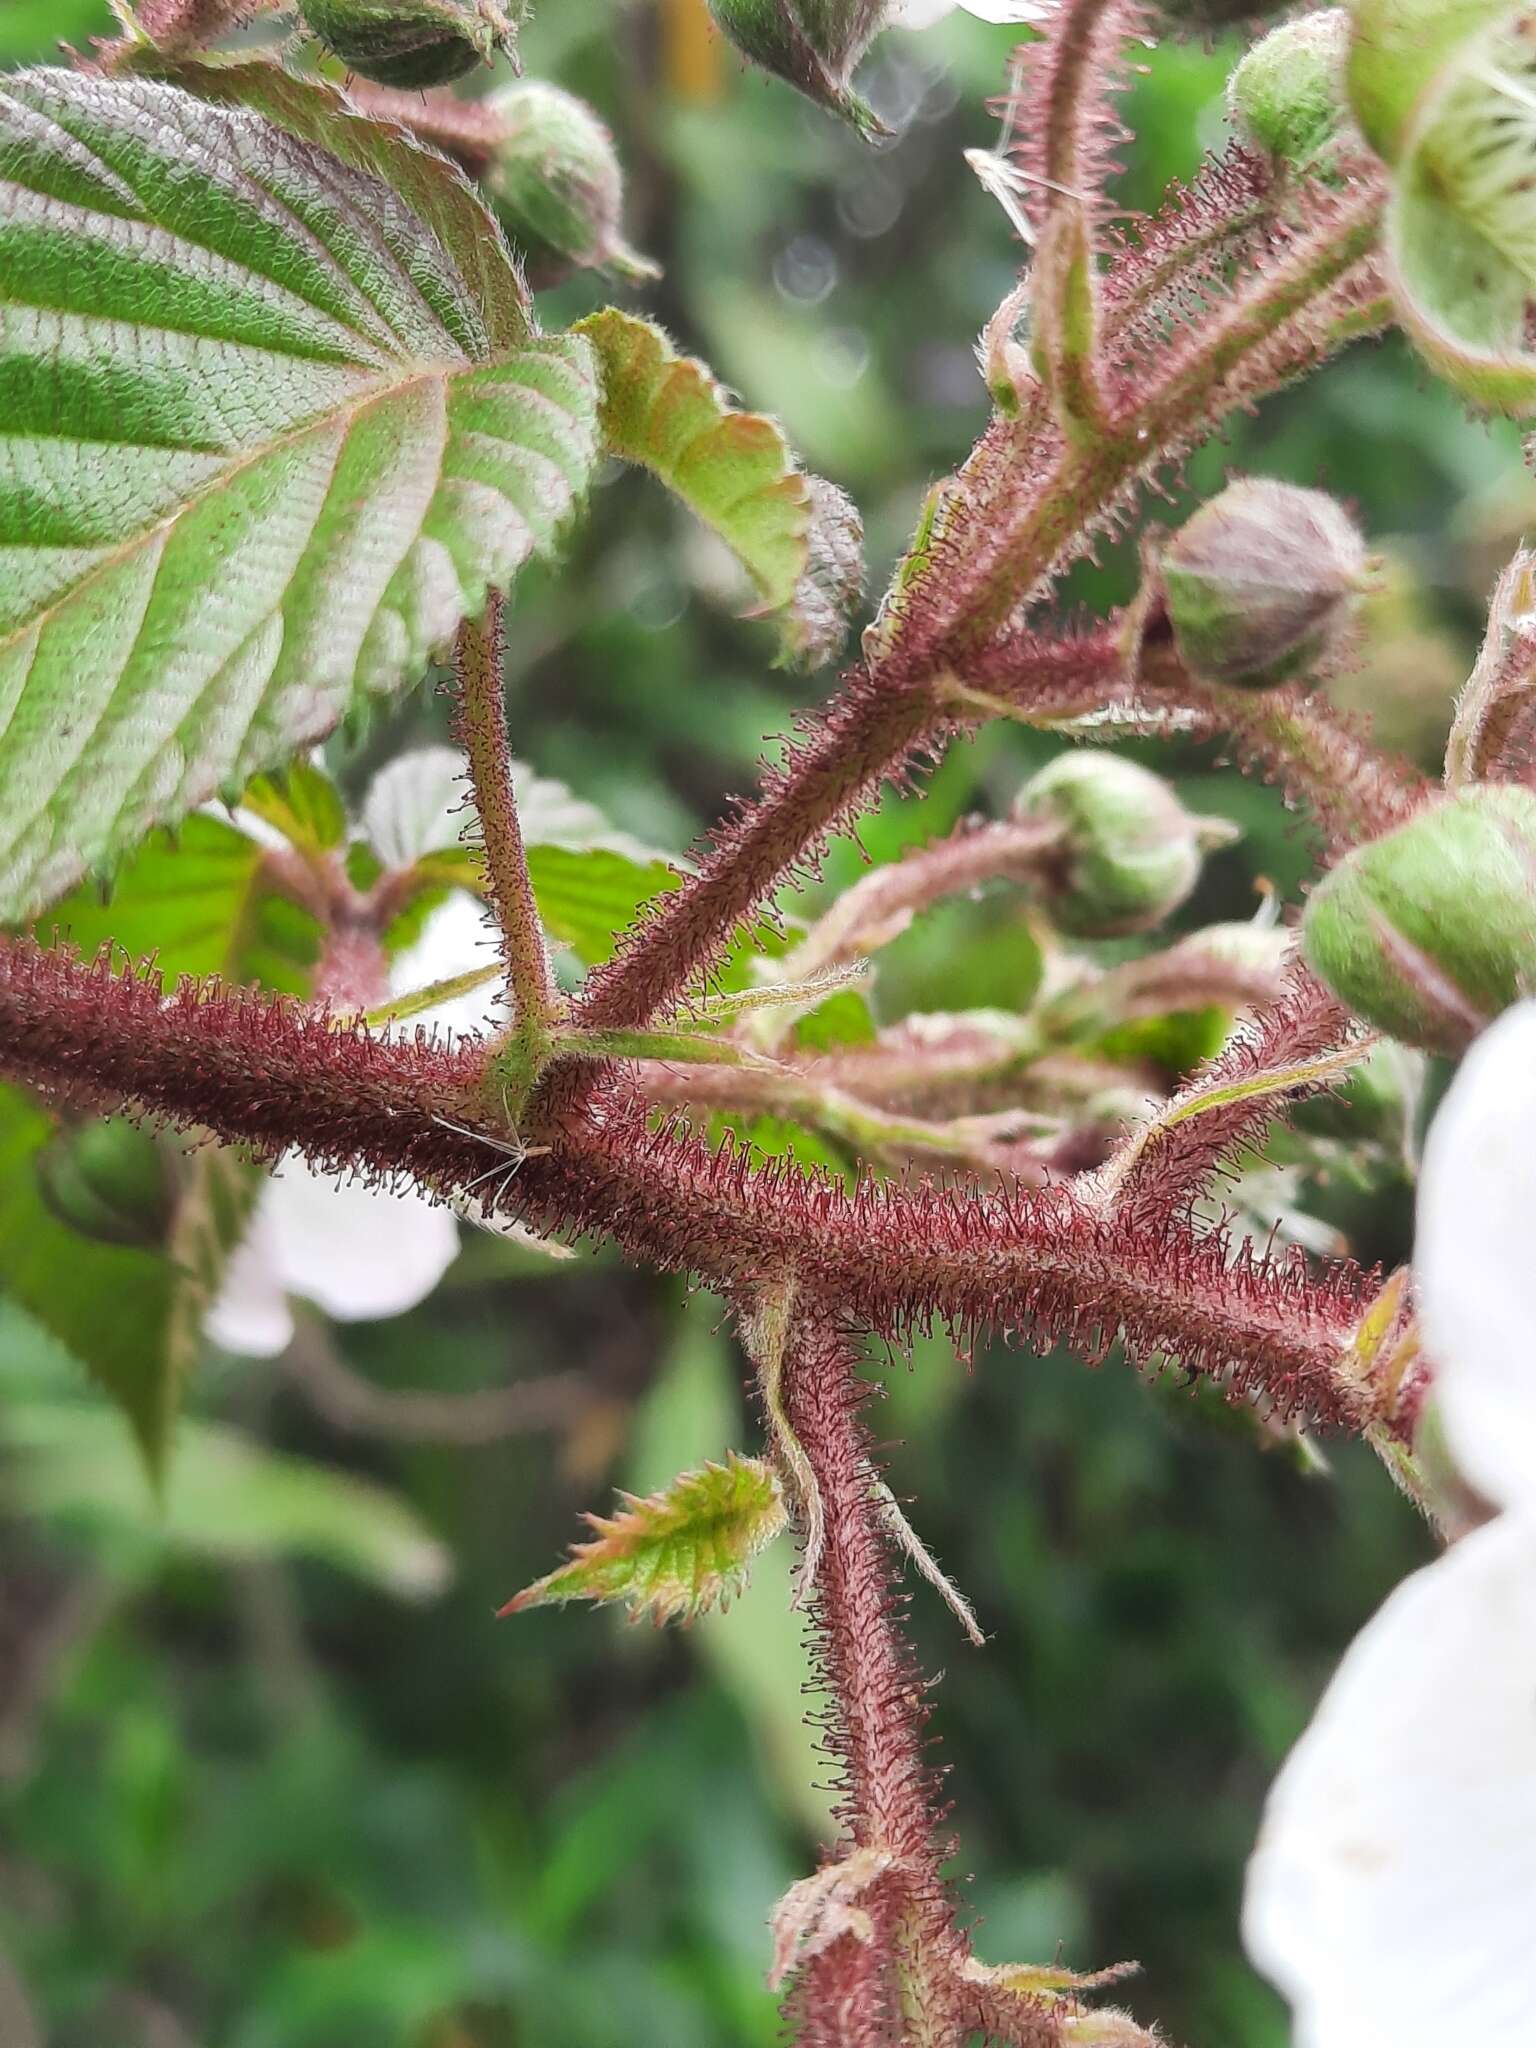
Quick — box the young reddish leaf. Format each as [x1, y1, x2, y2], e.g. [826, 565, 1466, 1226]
[574, 308, 863, 669]
[768, 1847, 894, 1991]
[500, 1452, 787, 1625]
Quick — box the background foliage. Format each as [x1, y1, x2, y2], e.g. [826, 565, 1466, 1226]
[0, 2, 1512, 2041]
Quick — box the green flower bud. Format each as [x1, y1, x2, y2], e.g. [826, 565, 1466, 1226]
[1228, 12, 1350, 175]
[483, 82, 657, 289]
[35, 1118, 174, 1251]
[1161, 478, 1370, 690]
[298, 0, 516, 89]
[1013, 753, 1239, 938]
[1302, 786, 1536, 1052]
[707, 0, 890, 138]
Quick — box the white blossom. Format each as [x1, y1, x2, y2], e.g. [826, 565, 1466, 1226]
[1243, 1000, 1536, 2047]
[889, 0, 1049, 29]
[208, 891, 504, 1359]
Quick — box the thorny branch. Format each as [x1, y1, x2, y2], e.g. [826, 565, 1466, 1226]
[0, 8, 1446, 2039]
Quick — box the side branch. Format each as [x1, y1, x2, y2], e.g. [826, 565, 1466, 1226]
[0, 941, 1383, 1434]
[563, 191, 1390, 1057]
[960, 628, 1432, 858]
[567, 666, 946, 1035]
[452, 596, 559, 1067]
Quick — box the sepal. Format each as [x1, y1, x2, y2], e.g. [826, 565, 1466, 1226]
[1303, 786, 1536, 1051]
[298, 0, 517, 87]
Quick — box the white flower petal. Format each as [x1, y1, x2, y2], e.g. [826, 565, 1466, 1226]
[262, 1159, 460, 1322]
[890, 0, 1048, 21]
[889, 0, 960, 25]
[387, 891, 508, 1044]
[210, 803, 292, 855]
[954, 0, 1051, 20]
[206, 1210, 296, 1359]
[1244, 1514, 1536, 2048]
[1416, 999, 1536, 1513]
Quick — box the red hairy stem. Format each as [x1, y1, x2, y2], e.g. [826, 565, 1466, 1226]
[1173, 669, 1433, 858]
[0, 940, 1383, 1432]
[560, 668, 946, 1038]
[451, 598, 560, 1060]
[1103, 966, 1359, 1227]
[1099, 150, 1276, 336]
[1020, 0, 1139, 433]
[312, 924, 390, 1014]
[560, 194, 1387, 1078]
[634, 946, 1285, 1161]
[781, 1037, 1152, 1122]
[1013, 0, 1138, 219]
[778, 1316, 966, 2044]
[339, 80, 508, 172]
[1119, 183, 1386, 443]
[630, 1058, 1069, 1181]
[916, 190, 1387, 666]
[786, 1937, 901, 2048]
[784, 814, 1066, 980]
[963, 628, 1431, 856]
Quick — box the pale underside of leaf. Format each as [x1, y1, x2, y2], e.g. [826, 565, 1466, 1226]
[0, 69, 599, 919]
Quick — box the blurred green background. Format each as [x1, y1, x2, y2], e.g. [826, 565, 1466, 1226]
[0, 3, 1524, 2043]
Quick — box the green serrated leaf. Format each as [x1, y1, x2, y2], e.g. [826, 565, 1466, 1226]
[573, 308, 862, 668]
[28, 811, 323, 994]
[0, 1085, 259, 1485]
[364, 745, 682, 966]
[502, 1452, 787, 1625]
[0, 68, 599, 919]
[521, 844, 682, 966]
[240, 758, 348, 857]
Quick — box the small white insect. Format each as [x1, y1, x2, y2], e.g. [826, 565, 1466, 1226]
[964, 42, 1090, 246]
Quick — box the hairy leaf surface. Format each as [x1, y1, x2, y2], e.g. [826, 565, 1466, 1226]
[574, 308, 862, 668]
[0, 68, 599, 917]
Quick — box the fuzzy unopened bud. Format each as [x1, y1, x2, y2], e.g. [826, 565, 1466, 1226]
[482, 81, 657, 289]
[707, 0, 889, 137]
[1228, 12, 1350, 176]
[1161, 479, 1370, 690]
[35, 1118, 174, 1251]
[298, 0, 515, 88]
[1303, 787, 1536, 1052]
[1013, 753, 1238, 938]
